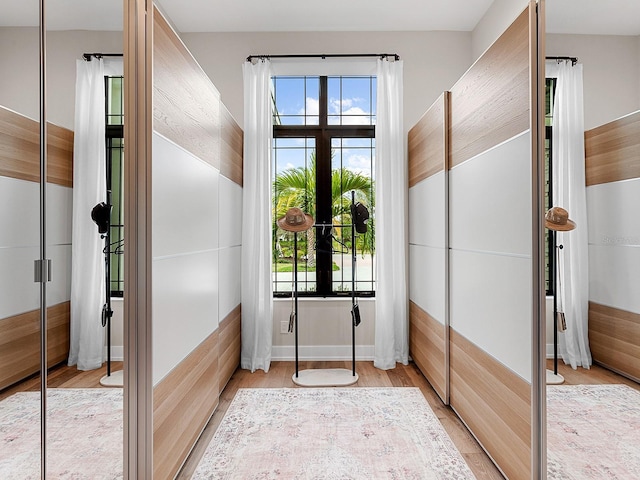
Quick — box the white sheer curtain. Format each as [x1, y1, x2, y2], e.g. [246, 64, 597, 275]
[374, 58, 409, 370]
[549, 60, 592, 369]
[241, 60, 273, 373]
[68, 58, 106, 370]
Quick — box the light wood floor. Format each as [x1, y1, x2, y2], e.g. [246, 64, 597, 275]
[2, 359, 638, 479]
[175, 361, 505, 480]
[0, 361, 124, 402]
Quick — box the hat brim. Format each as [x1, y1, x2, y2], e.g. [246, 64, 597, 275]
[545, 218, 576, 231]
[277, 214, 315, 232]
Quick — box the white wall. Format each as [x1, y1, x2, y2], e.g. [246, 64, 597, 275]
[151, 129, 243, 384]
[180, 30, 473, 134]
[449, 131, 532, 381]
[587, 178, 640, 316]
[547, 33, 640, 130]
[272, 298, 375, 360]
[0, 27, 39, 121]
[0, 177, 72, 319]
[152, 133, 219, 384]
[409, 171, 446, 325]
[472, 0, 529, 62]
[0, 28, 122, 130]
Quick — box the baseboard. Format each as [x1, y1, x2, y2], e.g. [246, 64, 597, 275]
[547, 344, 557, 359]
[271, 345, 374, 361]
[104, 346, 124, 362]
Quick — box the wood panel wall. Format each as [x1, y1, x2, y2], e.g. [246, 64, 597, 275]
[0, 105, 74, 187]
[152, 307, 241, 479]
[450, 330, 531, 480]
[220, 106, 243, 186]
[408, 92, 447, 187]
[409, 302, 446, 401]
[585, 110, 640, 186]
[0, 302, 70, 390]
[218, 305, 242, 393]
[153, 7, 221, 170]
[0, 106, 73, 391]
[152, 7, 243, 478]
[408, 91, 448, 404]
[449, 8, 530, 168]
[446, 5, 533, 479]
[589, 302, 640, 382]
[153, 330, 220, 480]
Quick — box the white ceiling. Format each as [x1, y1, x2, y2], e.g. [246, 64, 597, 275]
[546, 0, 640, 36]
[1, 0, 639, 35]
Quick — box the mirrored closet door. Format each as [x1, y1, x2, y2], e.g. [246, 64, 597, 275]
[44, 0, 125, 477]
[0, 0, 45, 475]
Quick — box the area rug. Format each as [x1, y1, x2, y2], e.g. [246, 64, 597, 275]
[0, 388, 123, 479]
[192, 387, 476, 479]
[547, 384, 640, 479]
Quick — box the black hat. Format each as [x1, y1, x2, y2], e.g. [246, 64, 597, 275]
[350, 202, 369, 234]
[91, 202, 111, 234]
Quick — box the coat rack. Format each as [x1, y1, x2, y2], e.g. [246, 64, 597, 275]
[545, 206, 576, 385]
[280, 194, 367, 387]
[91, 191, 123, 387]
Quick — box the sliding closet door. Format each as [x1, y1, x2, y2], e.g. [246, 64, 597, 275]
[447, 3, 542, 479]
[151, 6, 243, 478]
[408, 92, 449, 403]
[0, 1, 44, 475]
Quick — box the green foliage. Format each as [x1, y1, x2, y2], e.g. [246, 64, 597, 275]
[273, 150, 375, 258]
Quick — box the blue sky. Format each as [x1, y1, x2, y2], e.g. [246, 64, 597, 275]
[273, 76, 376, 178]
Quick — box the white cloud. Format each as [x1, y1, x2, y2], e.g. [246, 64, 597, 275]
[345, 153, 372, 177]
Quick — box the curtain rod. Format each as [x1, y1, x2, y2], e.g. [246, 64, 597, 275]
[546, 56, 578, 65]
[246, 53, 400, 62]
[83, 53, 123, 61]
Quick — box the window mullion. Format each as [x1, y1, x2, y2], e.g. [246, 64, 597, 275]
[315, 77, 332, 295]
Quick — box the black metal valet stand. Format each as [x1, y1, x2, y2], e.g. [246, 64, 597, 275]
[92, 191, 122, 387]
[545, 206, 575, 385]
[549, 230, 564, 383]
[289, 194, 362, 387]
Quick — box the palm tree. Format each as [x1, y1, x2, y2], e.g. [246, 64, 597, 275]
[274, 150, 374, 267]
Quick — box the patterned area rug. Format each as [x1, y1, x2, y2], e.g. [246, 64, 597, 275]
[548, 384, 640, 479]
[0, 388, 123, 479]
[193, 387, 476, 479]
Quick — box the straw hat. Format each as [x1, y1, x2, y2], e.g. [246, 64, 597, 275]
[277, 207, 314, 232]
[545, 206, 576, 231]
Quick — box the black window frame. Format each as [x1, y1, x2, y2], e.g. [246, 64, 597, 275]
[105, 75, 124, 297]
[273, 76, 376, 298]
[545, 77, 556, 296]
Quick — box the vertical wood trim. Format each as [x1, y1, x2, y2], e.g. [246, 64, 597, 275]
[589, 301, 640, 381]
[449, 8, 530, 168]
[220, 105, 243, 186]
[153, 7, 221, 170]
[124, 0, 154, 477]
[218, 305, 241, 393]
[443, 90, 451, 404]
[585, 110, 640, 186]
[530, 2, 546, 479]
[153, 330, 220, 480]
[450, 329, 531, 480]
[0, 106, 73, 187]
[0, 302, 70, 391]
[409, 302, 446, 402]
[408, 93, 446, 187]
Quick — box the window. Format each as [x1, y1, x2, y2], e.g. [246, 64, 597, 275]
[545, 77, 556, 295]
[105, 76, 124, 297]
[272, 76, 376, 297]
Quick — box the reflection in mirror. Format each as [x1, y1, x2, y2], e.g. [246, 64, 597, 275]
[0, 0, 45, 476]
[545, 0, 640, 477]
[45, 0, 125, 476]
